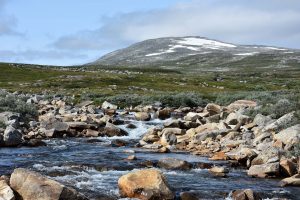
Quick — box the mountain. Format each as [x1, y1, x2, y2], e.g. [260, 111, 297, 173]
[90, 36, 300, 72]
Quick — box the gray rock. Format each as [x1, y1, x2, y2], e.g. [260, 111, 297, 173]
[158, 158, 191, 170]
[3, 126, 23, 147]
[101, 122, 128, 137]
[274, 124, 300, 145]
[248, 162, 280, 178]
[101, 101, 117, 110]
[10, 168, 87, 200]
[253, 114, 273, 127]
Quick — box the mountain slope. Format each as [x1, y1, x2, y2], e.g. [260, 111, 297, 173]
[90, 36, 300, 72]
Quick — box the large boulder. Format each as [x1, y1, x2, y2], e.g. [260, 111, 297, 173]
[10, 168, 87, 200]
[158, 158, 191, 170]
[248, 162, 280, 178]
[232, 189, 261, 200]
[160, 131, 177, 146]
[0, 112, 20, 125]
[208, 166, 229, 177]
[279, 159, 297, 177]
[0, 179, 15, 200]
[102, 122, 128, 137]
[227, 100, 257, 111]
[101, 101, 117, 110]
[226, 148, 257, 163]
[274, 124, 300, 145]
[161, 128, 186, 136]
[263, 112, 294, 132]
[135, 112, 151, 121]
[251, 147, 279, 166]
[3, 126, 23, 147]
[205, 103, 221, 116]
[118, 169, 174, 200]
[253, 114, 273, 127]
[157, 109, 171, 120]
[280, 174, 300, 187]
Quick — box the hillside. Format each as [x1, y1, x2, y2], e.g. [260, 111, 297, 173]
[91, 36, 300, 72]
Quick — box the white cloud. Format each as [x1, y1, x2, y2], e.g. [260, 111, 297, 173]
[52, 0, 300, 51]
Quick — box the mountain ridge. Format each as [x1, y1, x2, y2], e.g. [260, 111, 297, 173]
[90, 36, 300, 72]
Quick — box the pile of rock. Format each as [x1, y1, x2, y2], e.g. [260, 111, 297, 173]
[137, 100, 300, 186]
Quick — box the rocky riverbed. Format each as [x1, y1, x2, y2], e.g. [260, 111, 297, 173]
[0, 91, 300, 200]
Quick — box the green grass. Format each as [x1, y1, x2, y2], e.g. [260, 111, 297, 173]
[0, 62, 299, 110]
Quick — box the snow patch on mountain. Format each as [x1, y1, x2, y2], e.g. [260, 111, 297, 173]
[178, 38, 236, 48]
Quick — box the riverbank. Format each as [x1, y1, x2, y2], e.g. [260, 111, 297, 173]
[0, 90, 300, 200]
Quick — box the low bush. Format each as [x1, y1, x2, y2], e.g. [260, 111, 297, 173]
[0, 92, 38, 118]
[216, 90, 300, 120]
[95, 92, 208, 108]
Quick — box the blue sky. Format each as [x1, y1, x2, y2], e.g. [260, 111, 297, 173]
[0, 0, 300, 65]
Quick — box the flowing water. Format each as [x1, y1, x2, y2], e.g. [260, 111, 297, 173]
[0, 112, 299, 199]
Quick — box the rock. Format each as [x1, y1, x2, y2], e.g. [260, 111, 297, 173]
[164, 120, 183, 128]
[76, 100, 94, 108]
[101, 101, 117, 110]
[24, 139, 47, 147]
[10, 168, 87, 200]
[251, 147, 279, 166]
[205, 114, 220, 123]
[0, 179, 15, 200]
[85, 129, 99, 137]
[118, 169, 174, 200]
[158, 146, 170, 153]
[180, 191, 199, 200]
[0, 112, 20, 124]
[3, 126, 23, 147]
[253, 132, 272, 145]
[226, 113, 251, 125]
[226, 148, 257, 163]
[142, 144, 163, 149]
[142, 134, 160, 143]
[126, 123, 137, 129]
[102, 122, 128, 137]
[160, 131, 177, 146]
[209, 152, 229, 161]
[158, 158, 191, 170]
[253, 114, 273, 127]
[157, 108, 171, 120]
[232, 189, 261, 200]
[263, 112, 295, 132]
[126, 155, 137, 160]
[280, 159, 297, 177]
[205, 103, 221, 115]
[280, 174, 300, 187]
[134, 112, 151, 121]
[184, 112, 204, 122]
[209, 166, 229, 177]
[274, 124, 300, 145]
[227, 100, 257, 111]
[111, 139, 128, 147]
[162, 128, 186, 136]
[248, 162, 280, 178]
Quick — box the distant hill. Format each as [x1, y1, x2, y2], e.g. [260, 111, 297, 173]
[90, 36, 300, 72]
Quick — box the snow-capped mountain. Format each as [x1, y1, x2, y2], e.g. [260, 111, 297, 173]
[90, 36, 300, 71]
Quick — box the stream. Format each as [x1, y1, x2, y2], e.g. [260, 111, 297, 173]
[0, 112, 299, 200]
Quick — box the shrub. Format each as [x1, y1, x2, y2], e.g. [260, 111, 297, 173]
[216, 90, 300, 120]
[0, 93, 38, 118]
[94, 92, 208, 108]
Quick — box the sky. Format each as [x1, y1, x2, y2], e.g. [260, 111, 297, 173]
[0, 0, 300, 66]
